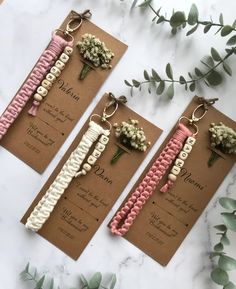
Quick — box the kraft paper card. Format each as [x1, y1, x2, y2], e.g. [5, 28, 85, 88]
[0, 11, 127, 173]
[111, 96, 236, 266]
[21, 93, 162, 260]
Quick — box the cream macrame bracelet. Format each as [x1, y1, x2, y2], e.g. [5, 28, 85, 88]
[25, 93, 126, 232]
[25, 121, 109, 231]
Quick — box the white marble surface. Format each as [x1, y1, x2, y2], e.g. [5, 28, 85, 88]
[0, 0, 236, 288]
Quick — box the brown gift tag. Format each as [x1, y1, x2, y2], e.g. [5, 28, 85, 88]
[110, 96, 236, 266]
[21, 93, 162, 260]
[0, 11, 127, 173]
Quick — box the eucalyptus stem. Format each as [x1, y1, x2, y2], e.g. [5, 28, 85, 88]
[144, 47, 233, 84]
[125, 46, 236, 98]
[148, 3, 236, 32]
[210, 197, 236, 288]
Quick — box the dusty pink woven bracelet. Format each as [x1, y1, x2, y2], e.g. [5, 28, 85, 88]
[0, 10, 91, 140]
[0, 34, 71, 140]
[110, 123, 192, 236]
[110, 97, 218, 236]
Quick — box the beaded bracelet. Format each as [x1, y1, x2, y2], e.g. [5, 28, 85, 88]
[110, 97, 218, 236]
[0, 10, 91, 140]
[25, 94, 125, 232]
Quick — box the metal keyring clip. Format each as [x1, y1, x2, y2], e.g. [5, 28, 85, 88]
[90, 114, 112, 131]
[102, 101, 119, 122]
[178, 116, 199, 135]
[191, 104, 208, 123]
[55, 10, 92, 42]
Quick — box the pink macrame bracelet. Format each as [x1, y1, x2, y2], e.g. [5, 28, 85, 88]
[110, 123, 192, 236]
[0, 33, 72, 140]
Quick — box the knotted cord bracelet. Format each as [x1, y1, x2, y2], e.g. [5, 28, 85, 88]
[0, 34, 72, 140]
[110, 123, 193, 236]
[25, 121, 110, 232]
[28, 45, 74, 116]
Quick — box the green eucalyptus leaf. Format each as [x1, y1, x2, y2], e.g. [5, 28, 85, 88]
[210, 252, 224, 258]
[211, 47, 222, 61]
[131, 0, 138, 10]
[88, 272, 102, 289]
[226, 35, 236, 46]
[221, 212, 236, 231]
[223, 61, 233, 75]
[152, 16, 157, 22]
[225, 48, 233, 54]
[166, 63, 173, 79]
[35, 275, 45, 289]
[221, 235, 230, 246]
[156, 16, 165, 24]
[155, 7, 161, 15]
[20, 263, 30, 275]
[201, 55, 214, 68]
[220, 197, 236, 210]
[166, 83, 174, 99]
[224, 281, 236, 289]
[221, 25, 233, 37]
[187, 4, 199, 25]
[211, 267, 229, 285]
[219, 13, 224, 25]
[156, 81, 165, 95]
[214, 242, 224, 252]
[179, 76, 186, 84]
[132, 80, 140, 87]
[195, 67, 203, 77]
[170, 11, 186, 28]
[144, 70, 150, 80]
[188, 72, 193, 79]
[219, 255, 236, 271]
[186, 24, 198, 36]
[49, 278, 54, 289]
[204, 23, 212, 33]
[109, 274, 117, 289]
[138, 0, 152, 8]
[171, 27, 177, 35]
[214, 224, 227, 231]
[80, 274, 88, 286]
[189, 82, 196, 92]
[152, 69, 161, 82]
[233, 19, 236, 28]
[124, 80, 132, 87]
[206, 70, 222, 86]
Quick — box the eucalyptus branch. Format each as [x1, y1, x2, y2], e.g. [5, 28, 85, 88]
[20, 263, 117, 289]
[125, 46, 236, 99]
[210, 197, 236, 288]
[138, 1, 236, 37]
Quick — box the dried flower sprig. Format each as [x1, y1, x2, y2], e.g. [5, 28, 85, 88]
[208, 122, 236, 167]
[77, 33, 114, 80]
[20, 263, 117, 289]
[210, 197, 236, 288]
[111, 119, 150, 164]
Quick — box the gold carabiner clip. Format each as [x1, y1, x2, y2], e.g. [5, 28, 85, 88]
[102, 102, 119, 122]
[191, 104, 208, 123]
